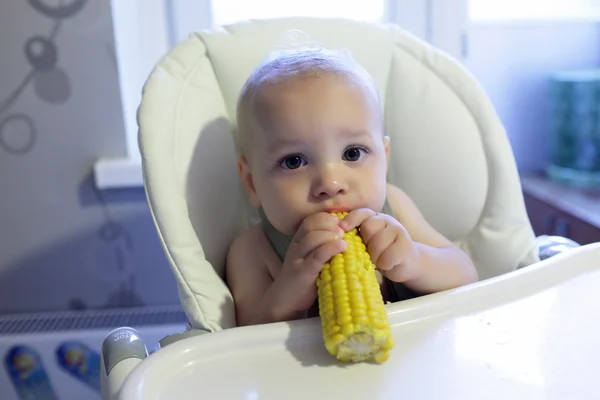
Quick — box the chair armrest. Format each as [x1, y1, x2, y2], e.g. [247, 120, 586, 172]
[536, 235, 581, 260]
[158, 327, 210, 347]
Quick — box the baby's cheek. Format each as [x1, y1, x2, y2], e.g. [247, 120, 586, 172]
[263, 193, 300, 234]
[359, 183, 386, 211]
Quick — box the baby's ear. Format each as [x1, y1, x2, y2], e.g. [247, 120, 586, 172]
[237, 156, 261, 207]
[383, 135, 390, 168]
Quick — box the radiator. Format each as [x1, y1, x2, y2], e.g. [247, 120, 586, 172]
[0, 305, 188, 400]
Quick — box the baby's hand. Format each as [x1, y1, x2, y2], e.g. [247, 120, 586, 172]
[273, 212, 347, 316]
[340, 209, 421, 283]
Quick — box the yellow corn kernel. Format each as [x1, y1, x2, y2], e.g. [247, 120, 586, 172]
[316, 212, 394, 363]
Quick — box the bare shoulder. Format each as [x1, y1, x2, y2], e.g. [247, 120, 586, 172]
[226, 224, 272, 280]
[225, 223, 281, 293]
[226, 224, 282, 325]
[227, 224, 265, 259]
[386, 183, 452, 247]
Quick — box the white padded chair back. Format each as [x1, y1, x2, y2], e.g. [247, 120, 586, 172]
[137, 18, 539, 332]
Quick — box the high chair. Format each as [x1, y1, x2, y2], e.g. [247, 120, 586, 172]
[99, 17, 584, 399]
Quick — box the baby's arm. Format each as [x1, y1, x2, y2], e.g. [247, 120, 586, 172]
[226, 228, 297, 327]
[386, 184, 478, 293]
[226, 213, 346, 327]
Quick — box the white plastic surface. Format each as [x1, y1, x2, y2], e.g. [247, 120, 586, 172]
[0, 323, 186, 400]
[119, 244, 600, 400]
[102, 358, 143, 400]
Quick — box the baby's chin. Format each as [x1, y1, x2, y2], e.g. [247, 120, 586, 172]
[279, 220, 303, 236]
[279, 214, 319, 236]
[261, 213, 299, 236]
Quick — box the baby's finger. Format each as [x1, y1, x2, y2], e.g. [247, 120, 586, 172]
[378, 233, 417, 281]
[359, 216, 389, 244]
[378, 246, 406, 276]
[379, 246, 415, 282]
[339, 208, 377, 231]
[292, 231, 345, 260]
[294, 212, 344, 243]
[305, 240, 348, 274]
[365, 226, 398, 268]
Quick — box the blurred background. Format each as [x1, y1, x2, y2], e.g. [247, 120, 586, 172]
[0, 1, 598, 398]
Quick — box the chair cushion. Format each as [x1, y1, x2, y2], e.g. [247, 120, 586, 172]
[137, 17, 539, 331]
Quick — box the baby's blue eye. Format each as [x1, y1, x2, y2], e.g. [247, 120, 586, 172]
[280, 155, 306, 169]
[343, 146, 367, 162]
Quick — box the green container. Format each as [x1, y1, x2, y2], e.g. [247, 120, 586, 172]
[548, 69, 600, 189]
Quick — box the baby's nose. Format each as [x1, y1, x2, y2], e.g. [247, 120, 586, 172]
[312, 166, 348, 198]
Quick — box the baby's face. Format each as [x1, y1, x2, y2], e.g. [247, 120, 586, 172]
[239, 74, 389, 235]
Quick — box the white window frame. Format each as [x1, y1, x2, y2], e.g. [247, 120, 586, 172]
[95, 0, 459, 189]
[469, 0, 600, 24]
[96, 0, 600, 189]
[94, 0, 172, 189]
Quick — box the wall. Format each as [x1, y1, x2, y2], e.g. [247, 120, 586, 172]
[465, 21, 600, 173]
[0, 1, 178, 314]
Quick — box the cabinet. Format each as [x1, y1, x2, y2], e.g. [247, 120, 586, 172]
[521, 175, 600, 245]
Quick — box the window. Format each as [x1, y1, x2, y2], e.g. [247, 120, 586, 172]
[170, 0, 387, 45]
[212, 0, 384, 26]
[470, 0, 600, 21]
[98, 0, 435, 189]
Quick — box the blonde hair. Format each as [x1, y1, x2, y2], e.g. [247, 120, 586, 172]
[236, 30, 381, 157]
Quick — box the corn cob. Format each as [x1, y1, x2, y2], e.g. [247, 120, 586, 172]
[316, 212, 394, 363]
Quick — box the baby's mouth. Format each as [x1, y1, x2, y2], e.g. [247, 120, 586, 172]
[325, 206, 350, 213]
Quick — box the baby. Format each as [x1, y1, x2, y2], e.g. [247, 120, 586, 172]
[226, 46, 478, 327]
